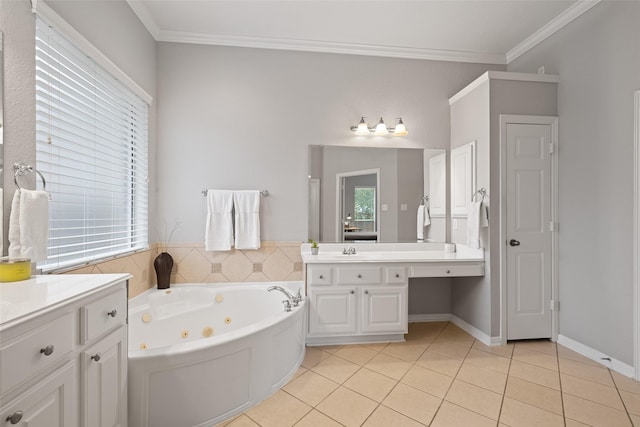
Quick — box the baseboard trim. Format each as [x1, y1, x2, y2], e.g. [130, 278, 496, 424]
[557, 334, 635, 378]
[408, 314, 451, 323]
[449, 315, 492, 347]
[409, 314, 502, 346]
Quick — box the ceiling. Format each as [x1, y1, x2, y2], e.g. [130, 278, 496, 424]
[125, 0, 600, 65]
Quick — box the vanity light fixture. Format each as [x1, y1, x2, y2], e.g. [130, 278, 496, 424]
[350, 117, 408, 137]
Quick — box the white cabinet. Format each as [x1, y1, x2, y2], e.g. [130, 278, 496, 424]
[307, 264, 408, 345]
[0, 275, 129, 427]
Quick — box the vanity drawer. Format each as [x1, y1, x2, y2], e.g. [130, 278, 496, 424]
[410, 263, 485, 278]
[336, 266, 382, 285]
[308, 267, 333, 286]
[385, 267, 408, 284]
[81, 287, 127, 344]
[0, 312, 74, 395]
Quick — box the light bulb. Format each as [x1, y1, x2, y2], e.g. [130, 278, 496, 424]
[374, 117, 388, 136]
[393, 118, 408, 136]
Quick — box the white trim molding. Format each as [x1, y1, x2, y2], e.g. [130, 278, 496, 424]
[559, 335, 635, 378]
[450, 315, 492, 347]
[634, 90, 640, 380]
[449, 71, 560, 105]
[506, 1, 601, 64]
[408, 314, 452, 323]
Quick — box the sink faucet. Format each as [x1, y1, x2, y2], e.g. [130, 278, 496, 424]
[342, 246, 357, 255]
[267, 286, 303, 308]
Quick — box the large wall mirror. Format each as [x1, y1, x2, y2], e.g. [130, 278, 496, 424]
[308, 145, 446, 243]
[1, 31, 4, 256]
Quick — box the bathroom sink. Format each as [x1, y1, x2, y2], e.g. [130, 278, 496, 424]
[317, 253, 379, 261]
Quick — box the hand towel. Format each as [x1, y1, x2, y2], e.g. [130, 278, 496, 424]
[8, 189, 50, 261]
[416, 205, 431, 240]
[205, 190, 234, 251]
[233, 191, 261, 249]
[480, 202, 489, 228]
[466, 200, 482, 249]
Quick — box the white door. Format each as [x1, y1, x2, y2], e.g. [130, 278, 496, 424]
[506, 123, 553, 340]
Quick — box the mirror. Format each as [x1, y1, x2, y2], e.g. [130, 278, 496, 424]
[308, 145, 446, 243]
[1, 31, 4, 256]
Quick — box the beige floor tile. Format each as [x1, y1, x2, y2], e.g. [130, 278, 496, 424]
[400, 364, 454, 398]
[630, 413, 640, 426]
[428, 341, 472, 360]
[334, 346, 379, 366]
[512, 346, 559, 371]
[562, 393, 632, 427]
[364, 353, 412, 380]
[293, 409, 343, 427]
[509, 360, 561, 390]
[292, 366, 308, 380]
[499, 397, 564, 427]
[362, 405, 426, 427]
[557, 345, 604, 368]
[343, 367, 398, 402]
[444, 379, 503, 420]
[456, 361, 507, 394]
[504, 376, 563, 416]
[434, 332, 475, 346]
[317, 345, 343, 354]
[302, 347, 330, 369]
[311, 355, 360, 384]
[465, 349, 511, 374]
[283, 370, 340, 406]
[561, 373, 625, 410]
[382, 383, 441, 425]
[620, 389, 640, 415]
[558, 358, 615, 387]
[381, 342, 428, 363]
[472, 340, 514, 358]
[316, 386, 378, 427]
[360, 342, 389, 352]
[612, 371, 640, 395]
[224, 414, 260, 427]
[564, 420, 590, 427]
[415, 349, 464, 377]
[430, 401, 496, 427]
[514, 339, 557, 355]
[245, 390, 311, 427]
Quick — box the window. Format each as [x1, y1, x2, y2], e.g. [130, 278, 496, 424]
[353, 186, 376, 232]
[35, 17, 148, 271]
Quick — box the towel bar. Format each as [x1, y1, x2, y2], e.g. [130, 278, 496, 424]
[201, 189, 268, 197]
[13, 163, 46, 191]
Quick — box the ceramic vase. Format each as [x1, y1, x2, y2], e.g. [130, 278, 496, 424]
[311, 247, 319, 255]
[154, 252, 173, 289]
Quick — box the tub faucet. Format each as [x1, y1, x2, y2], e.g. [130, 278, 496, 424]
[267, 286, 302, 308]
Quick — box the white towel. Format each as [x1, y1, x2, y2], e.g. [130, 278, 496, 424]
[205, 190, 234, 251]
[233, 191, 261, 250]
[8, 189, 50, 262]
[466, 200, 482, 249]
[480, 202, 489, 228]
[416, 205, 431, 240]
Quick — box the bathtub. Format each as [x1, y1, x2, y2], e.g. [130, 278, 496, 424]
[128, 282, 306, 427]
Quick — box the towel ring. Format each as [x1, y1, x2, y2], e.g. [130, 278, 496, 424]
[14, 163, 46, 191]
[472, 188, 486, 202]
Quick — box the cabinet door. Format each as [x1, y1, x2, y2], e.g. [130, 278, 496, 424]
[361, 287, 408, 334]
[0, 361, 77, 427]
[308, 288, 357, 336]
[82, 325, 127, 427]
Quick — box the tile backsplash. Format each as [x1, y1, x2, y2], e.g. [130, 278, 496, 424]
[63, 241, 303, 298]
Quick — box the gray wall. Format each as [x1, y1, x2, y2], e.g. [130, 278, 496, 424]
[508, 1, 640, 365]
[0, 0, 157, 251]
[397, 149, 424, 241]
[156, 41, 503, 244]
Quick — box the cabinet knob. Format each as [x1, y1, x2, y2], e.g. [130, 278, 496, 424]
[40, 345, 54, 356]
[350, 290, 355, 294]
[107, 309, 118, 317]
[91, 353, 102, 362]
[365, 290, 369, 294]
[395, 273, 400, 278]
[319, 275, 324, 279]
[6, 411, 23, 424]
[357, 274, 362, 278]
[446, 270, 451, 274]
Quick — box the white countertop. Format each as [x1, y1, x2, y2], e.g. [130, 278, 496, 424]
[0, 274, 131, 328]
[301, 242, 485, 264]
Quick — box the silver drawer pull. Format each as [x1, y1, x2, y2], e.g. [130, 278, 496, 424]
[365, 290, 369, 294]
[357, 274, 362, 278]
[6, 411, 23, 424]
[350, 290, 355, 294]
[446, 270, 451, 274]
[91, 353, 102, 362]
[107, 309, 117, 317]
[319, 275, 324, 279]
[40, 345, 54, 356]
[395, 273, 400, 278]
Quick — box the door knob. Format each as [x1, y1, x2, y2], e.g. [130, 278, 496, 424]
[509, 239, 521, 247]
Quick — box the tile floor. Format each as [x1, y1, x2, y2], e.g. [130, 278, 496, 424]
[215, 322, 640, 427]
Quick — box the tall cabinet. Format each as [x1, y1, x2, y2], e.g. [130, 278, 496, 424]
[448, 71, 558, 343]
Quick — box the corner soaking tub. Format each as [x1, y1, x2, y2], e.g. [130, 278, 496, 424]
[128, 282, 306, 427]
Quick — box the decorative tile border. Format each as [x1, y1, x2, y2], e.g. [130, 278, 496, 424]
[62, 241, 304, 298]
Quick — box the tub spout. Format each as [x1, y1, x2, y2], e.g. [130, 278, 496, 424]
[268, 286, 301, 308]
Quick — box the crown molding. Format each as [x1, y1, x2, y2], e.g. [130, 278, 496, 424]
[449, 71, 560, 105]
[126, 0, 161, 39]
[155, 30, 507, 64]
[506, 0, 601, 64]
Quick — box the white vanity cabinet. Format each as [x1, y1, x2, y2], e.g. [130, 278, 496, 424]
[307, 264, 408, 344]
[0, 274, 129, 427]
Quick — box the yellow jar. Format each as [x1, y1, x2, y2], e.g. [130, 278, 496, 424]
[0, 259, 32, 282]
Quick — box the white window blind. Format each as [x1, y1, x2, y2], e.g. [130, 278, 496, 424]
[35, 17, 149, 271]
